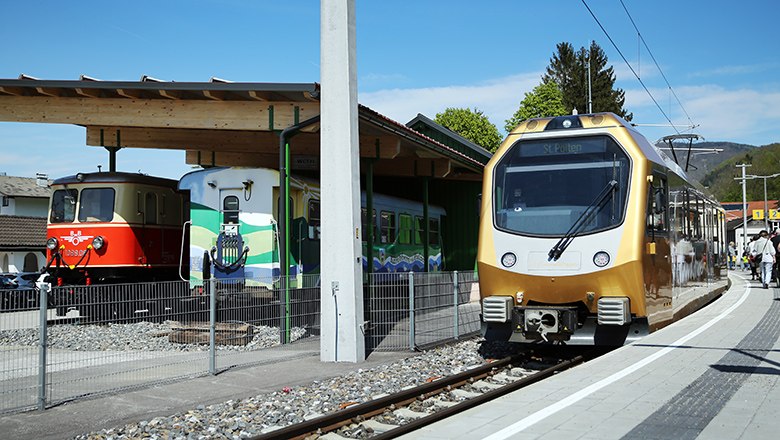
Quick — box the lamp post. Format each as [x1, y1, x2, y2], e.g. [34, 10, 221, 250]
[735, 164, 751, 252]
[745, 172, 780, 232]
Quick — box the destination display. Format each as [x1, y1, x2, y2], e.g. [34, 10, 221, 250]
[517, 137, 608, 157]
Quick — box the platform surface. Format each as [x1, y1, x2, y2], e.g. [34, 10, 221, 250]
[404, 273, 780, 440]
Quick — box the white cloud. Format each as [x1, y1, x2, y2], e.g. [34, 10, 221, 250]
[359, 72, 542, 131]
[624, 84, 780, 145]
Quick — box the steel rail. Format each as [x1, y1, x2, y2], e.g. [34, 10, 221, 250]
[250, 354, 585, 440]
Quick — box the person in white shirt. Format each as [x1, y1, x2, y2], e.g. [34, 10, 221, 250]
[753, 230, 777, 289]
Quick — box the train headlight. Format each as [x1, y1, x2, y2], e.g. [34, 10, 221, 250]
[593, 251, 610, 267]
[92, 236, 106, 250]
[501, 252, 517, 268]
[46, 237, 58, 250]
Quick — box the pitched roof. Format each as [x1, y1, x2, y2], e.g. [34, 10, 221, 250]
[0, 175, 51, 198]
[0, 215, 47, 249]
[722, 200, 779, 222]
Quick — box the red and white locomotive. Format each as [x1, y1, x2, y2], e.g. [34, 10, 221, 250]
[45, 172, 189, 285]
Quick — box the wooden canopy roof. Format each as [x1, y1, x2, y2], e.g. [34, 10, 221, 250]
[0, 76, 484, 180]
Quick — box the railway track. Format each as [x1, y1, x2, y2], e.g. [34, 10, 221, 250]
[250, 351, 591, 440]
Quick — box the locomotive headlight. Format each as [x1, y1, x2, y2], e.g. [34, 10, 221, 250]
[92, 236, 106, 250]
[46, 237, 58, 250]
[501, 252, 517, 268]
[593, 251, 610, 267]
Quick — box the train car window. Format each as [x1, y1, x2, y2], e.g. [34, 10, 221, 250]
[50, 189, 78, 223]
[414, 216, 424, 245]
[145, 193, 158, 225]
[78, 188, 115, 222]
[223, 196, 239, 224]
[380, 211, 396, 244]
[160, 194, 167, 217]
[308, 199, 321, 240]
[493, 135, 630, 236]
[361, 209, 377, 242]
[429, 218, 440, 245]
[399, 214, 412, 245]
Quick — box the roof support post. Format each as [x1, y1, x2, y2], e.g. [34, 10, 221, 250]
[320, 0, 365, 362]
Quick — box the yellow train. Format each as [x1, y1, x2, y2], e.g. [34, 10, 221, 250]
[479, 113, 728, 345]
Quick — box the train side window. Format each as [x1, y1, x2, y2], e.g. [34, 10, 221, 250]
[380, 211, 396, 244]
[50, 189, 78, 223]
[414, 216, 424, 245]
[145, 193, 158, 225]
[429, 218, 440, 245]
[160, 194, 167, 217]
[361, 209, 377, 242]
[223, 195, 239, 224]
[78, 188, 115, 222]
[308, 199, 321, 240]
[399, 213, 412, 245]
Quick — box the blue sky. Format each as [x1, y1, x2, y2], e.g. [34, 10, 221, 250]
[1, 1, 778, 180]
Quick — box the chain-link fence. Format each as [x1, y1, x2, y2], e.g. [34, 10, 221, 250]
[0, 271, 480, 414]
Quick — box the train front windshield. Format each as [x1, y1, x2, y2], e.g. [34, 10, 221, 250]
[493, 135, 630, 236]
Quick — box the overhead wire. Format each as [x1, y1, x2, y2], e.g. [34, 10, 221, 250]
[619, 0, 696, 130]
[580, 0, 683, 136]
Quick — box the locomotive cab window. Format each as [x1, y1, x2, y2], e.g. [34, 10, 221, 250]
[223, 195, 239, 224]
[50, 189, 78, 223]
[78, 188, 115, 222]
[493, 135, 630, 236]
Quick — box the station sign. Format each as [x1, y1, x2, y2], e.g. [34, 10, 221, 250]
[752, 209, 780, 220]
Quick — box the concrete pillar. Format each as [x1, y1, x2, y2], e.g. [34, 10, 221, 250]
[320, 0, 365, 362]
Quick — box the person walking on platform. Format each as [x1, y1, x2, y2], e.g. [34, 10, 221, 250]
[753, 230, 776, 289]
[728, 241, 737, 270]
[748, 235, 760, 280]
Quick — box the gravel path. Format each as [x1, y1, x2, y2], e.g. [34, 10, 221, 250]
[71, 338, 515, 439]
[0, 321, 307, 352]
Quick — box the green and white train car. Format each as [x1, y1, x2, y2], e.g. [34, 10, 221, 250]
[178, 167, 446, 287]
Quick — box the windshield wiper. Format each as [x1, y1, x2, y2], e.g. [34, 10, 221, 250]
[548, 180, 618, 261]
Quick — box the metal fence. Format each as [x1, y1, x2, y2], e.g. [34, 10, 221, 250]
[0, 271, 480, 414]
[364, 270, 481, 352]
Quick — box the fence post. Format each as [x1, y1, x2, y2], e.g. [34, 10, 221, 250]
[453, 270, 459, 340]
[408, 272, 415, 351]
[38, 282, 50, 411]
[209, 276, 217, 375]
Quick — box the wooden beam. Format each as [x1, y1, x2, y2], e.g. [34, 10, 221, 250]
[86, 126, 320, 153]
[116, 89, 143, 99]
[86, 127, 409, 164]
[35, 87, 61, 97]
[0, 86, 26, 96]
[247, 91, 267, 101]
[373, 158, 452, 178]
[202, 90, 224, 101]
[358, 136, 400, 159]
[185, 150, 280, 168]
[0, 95, 320, 130]
[75, 88, 102, 98]
[157, 90, 180, 100]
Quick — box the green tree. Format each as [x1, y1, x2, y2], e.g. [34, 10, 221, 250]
[504, 80, 566, 132]
[434, 107, 502, 153]
[543, 41, 632, 120]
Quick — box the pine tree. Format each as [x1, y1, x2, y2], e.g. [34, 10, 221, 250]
[543, 41, 632, 121]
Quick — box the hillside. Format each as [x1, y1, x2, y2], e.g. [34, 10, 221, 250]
[698, 142, 780, 203]
[674, 141, 755, 183]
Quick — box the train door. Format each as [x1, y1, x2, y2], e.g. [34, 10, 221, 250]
[213, 189, 246, 281]
[644, 173, 673, 325]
